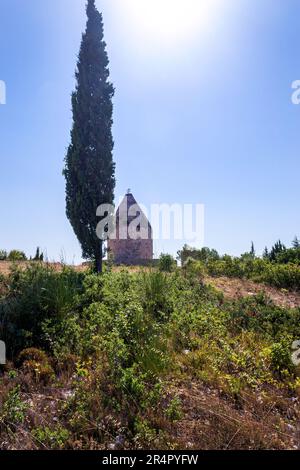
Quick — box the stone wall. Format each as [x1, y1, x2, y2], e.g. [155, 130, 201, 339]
[108, 237, 153, 265]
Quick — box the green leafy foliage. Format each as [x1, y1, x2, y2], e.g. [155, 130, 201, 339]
[165, 397, 183, 422]
[0, 250, 7, 261]
[0, 264, 84, 355]
[0, 385, 27, 428]
[159, 254, 176, 273]
[7, 250, 27, 261]
[179, 239, 300, 290]
[178, 245, 220, 265]
[32, 426, 70, 450]
[205, 255, 300, 290]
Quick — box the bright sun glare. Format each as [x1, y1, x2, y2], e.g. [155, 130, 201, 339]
[122, 0, 223, 43]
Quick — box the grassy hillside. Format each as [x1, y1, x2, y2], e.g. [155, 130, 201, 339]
[0, 263, 299, 450]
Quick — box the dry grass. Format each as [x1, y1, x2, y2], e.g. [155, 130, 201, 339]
[0, 261, 87, 276]
[0, 261, 145, 276]
[167, 379, 300, 450]
[0, 375, 300, 450]
[2, 367, 299, 450]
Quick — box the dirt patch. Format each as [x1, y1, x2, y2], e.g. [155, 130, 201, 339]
[207, 276, 300, 309]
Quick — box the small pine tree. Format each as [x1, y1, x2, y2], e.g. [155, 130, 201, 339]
[64, 0, 115, 273]
[292, 236, 300, 249]
[33, 247, 44, 262]
[269, 240, 286, 262]
[263, 247, 269, 259]
[250, 241, 255, 258]
[33, 247, 40, 261]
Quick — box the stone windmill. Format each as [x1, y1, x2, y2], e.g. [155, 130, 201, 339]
[107, 191, 153, 265]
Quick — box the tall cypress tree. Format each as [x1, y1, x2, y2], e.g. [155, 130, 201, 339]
[64, 0, 115, 272]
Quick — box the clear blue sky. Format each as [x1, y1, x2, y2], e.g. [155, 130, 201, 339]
[0, 0, 299, 263]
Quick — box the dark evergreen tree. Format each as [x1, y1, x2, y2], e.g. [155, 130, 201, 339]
[269, 240, 286, 262]
[262, 247, 269, 259]
[33, 247, 40, 261]
[64, 0, 115, 273]
[292, 236, 300, 249]
[250, 241, 255, 258]
[33, 247, 44, 261]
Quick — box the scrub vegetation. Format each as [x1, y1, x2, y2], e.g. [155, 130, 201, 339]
[0, 249, 299, 450]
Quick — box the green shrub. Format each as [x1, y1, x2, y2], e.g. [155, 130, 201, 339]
[183, 258, 206, 283]
[141, 271, 172, 321]
[178, 245, 220, 265]
[165, 397, 183, 422]
[0, 264, 84, 356]
[270, 340, 294, 376]
[0, 385, 27, 427]
[133, 418, 163, 449]
[205, 254, 300, 291]
[0, 250, 7, 261]
[159, 254, 175, 273]
[7, 250, 27, 261]
[32, 425, 70, 449]
[257, 263, 300, 290]
[207, 256, 245, 278]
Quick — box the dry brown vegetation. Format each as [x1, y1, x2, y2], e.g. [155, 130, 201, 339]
[168, 379, 299, 450]
[1, 364, 299, 450]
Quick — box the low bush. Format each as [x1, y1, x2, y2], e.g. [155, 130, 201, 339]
[32, 425, 70, 450]
[0, 250, 7, 261]
[206, 256, 300, 291]
[17, 348, 49, 367]
[7, 250, 27, 261]
[0, 264, 84, 356]
[16, 348, 55, 385]
[0, 385, 28, 429]
[159, 254, 176, 273]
